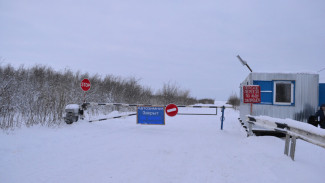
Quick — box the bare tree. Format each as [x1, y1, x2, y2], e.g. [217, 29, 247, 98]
[0, 64, 199, 129]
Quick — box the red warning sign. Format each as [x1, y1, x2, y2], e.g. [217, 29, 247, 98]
[165, 104, 178, 117]
[81, 78, 91, 91]
[243, 85, 261, 103]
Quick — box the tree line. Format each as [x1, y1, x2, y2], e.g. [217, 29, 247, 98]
[0, 64, 214, 129]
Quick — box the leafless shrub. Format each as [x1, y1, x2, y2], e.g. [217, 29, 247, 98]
[198, 98, 215, 104]
[0, 64, 198, 129]
[155, 82, 197, 105]
[227, 93, 240, 109]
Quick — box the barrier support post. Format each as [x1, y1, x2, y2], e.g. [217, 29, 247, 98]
[221, 106, 225, 130]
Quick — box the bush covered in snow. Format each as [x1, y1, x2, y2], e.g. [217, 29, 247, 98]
[0, 64, 204, 129]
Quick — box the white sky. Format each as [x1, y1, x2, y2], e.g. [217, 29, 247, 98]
[1, 0, 325, 100]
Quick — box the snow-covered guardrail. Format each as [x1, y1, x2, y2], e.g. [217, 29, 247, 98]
[247, 115, 325, 161]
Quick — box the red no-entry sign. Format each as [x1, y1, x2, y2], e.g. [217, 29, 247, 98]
[165, 104, 178, 117]
[81, 79, 91, 91]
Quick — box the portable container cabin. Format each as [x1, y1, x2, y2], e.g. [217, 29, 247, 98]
[239, 72, 319, 132]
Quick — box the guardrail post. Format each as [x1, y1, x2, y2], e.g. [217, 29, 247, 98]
[284, 134, 297, 161]
[246, 116, 256, 137]
[284, 134, 290, 156]
[290, 136, 297, 161]
[248, 122, 254, 136]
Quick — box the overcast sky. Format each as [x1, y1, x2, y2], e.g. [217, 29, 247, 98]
[1, 0, 325, 100]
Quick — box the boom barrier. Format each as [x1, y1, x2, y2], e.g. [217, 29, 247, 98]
[89, 113, 137, 122]
[65, 102, 232, 130]
[84, 102, 223, 109]
[84, 102, 222, 115]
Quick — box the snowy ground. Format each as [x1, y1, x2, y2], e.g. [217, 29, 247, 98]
[1, 107, 325, 183]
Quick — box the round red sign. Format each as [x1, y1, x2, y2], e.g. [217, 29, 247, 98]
[81, 78, 91, 91]
[165, 104, 178, 117]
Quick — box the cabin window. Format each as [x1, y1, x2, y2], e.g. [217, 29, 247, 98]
[273, 81, 295, 105]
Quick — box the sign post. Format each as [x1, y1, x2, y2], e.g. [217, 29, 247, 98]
[81, 78, 91, 102]
[243, 85, 261, 115]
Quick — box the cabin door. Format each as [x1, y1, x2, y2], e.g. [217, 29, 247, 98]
[319, 83, 325, 106]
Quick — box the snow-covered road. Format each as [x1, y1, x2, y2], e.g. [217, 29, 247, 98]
[1, 108, 324, 183]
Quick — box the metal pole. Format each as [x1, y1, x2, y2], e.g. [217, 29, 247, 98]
[284, 134, 290, 155]
[246, 64, 253, 72]
[89, 113, 137, 122]
[221, 106, 225, 130]
[290, 136, 297, 161]
[250, 103, 253, 115]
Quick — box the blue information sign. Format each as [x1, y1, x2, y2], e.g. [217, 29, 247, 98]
[137, 106, 165, 125]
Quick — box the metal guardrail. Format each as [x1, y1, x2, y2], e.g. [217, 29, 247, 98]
[247, 116, 325, 161]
